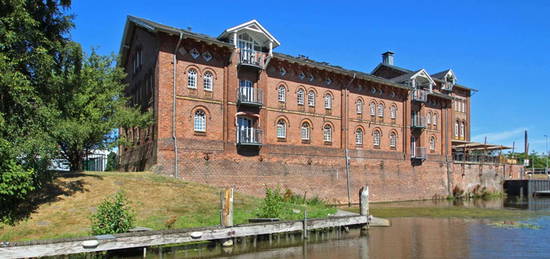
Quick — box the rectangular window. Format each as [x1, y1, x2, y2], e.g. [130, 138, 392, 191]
[301, 127, 310, 140]
[277, 124, 286, 138]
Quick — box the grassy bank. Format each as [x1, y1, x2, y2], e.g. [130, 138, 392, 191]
[0, 172, 335, 242]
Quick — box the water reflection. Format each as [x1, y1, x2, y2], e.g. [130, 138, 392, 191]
[120, 198, 550, 259]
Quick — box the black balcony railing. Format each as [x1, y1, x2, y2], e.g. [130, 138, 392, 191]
[237, 87, 263, 106]
[237, 127, 262, 146]
[239, 49, 265, 69]
[411, 147, 427, 160]
[412, 89, 428, 102]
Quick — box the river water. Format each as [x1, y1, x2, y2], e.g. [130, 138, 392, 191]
[125, 198, 550, 259]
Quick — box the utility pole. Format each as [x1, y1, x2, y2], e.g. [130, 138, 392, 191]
[545, 135, 548, 177]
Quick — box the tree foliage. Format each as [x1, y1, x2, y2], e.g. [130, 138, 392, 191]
[0, 0, 73, 223]
[90, 191, 135, 235]
[105, 151, 118, 171]
[51, 44, 151, 170]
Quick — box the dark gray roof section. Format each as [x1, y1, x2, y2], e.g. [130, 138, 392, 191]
[430, 69, 451, 79]
[273, 53, 411, 91]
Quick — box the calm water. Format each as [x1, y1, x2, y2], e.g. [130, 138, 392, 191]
[124, 199, 550, 259]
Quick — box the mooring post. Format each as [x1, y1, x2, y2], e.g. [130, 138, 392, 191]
[360, 186, 369, 232]
[221, 188, 234, 227]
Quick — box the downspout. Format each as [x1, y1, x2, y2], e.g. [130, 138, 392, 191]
[173, 32, 183, 178]
[344, 73, 356, 207]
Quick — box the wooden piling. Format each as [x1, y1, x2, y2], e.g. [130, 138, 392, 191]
[220, 188, 234, 227]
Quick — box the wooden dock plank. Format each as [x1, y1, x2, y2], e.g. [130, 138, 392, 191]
[0, 215, 368, 258]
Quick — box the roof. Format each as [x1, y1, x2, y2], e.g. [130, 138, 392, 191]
[119, 16, 234, 65]
[217, 19, 280, 48]
[272, 53, 411, 91]
[452, 141, 512, 151]
[430, 69, 452, 79]
[373, 63, 477, 92]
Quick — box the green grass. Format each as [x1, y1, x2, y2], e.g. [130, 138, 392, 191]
[0, 171, 335, 242]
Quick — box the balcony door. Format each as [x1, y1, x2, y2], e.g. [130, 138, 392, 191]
[237, 117, 254, 143]
[411, 136, 417, 157]
[238, 33, 256, 63]
[239, 80, 253, 103]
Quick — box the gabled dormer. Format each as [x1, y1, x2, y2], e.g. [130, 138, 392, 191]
[431, 69, 457, 91]
[218, 20, 280, 68]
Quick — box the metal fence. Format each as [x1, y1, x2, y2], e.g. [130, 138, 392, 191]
[83, 153, 108, 171]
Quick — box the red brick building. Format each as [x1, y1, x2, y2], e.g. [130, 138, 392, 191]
[118, 16, 518, 203]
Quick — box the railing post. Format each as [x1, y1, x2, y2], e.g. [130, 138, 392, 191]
[221, 188, 234, 227]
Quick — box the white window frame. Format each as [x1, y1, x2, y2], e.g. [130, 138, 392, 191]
[301, 122, 310, 140]
[427, 112, 431, 125]
[297, 89, 305, 105]
[323, 125, 332, 142]
[390, 105, 397, 119]
[433, 114, 437, 127]
[369, 102, 376, 116]
[276, 120, 286, 138]
[324, 94, 332, 109]
[454, 122, 459, 137]
[278, 85, 286, 102]
[355, 128, 363, 145]
[307, 91, 315, 107]
[239, 80, 253, 88]
[373, 130, 381, 147]
[390, 132, 397, 148]
[203, 71, 213, 91]
[460, 122, 465, 138]
[356, 100, 363, 114]
[194, 110, 206, 132]
[377, 103, 384, 117]
[187, 69, 197, 89]
[430, 136, 436, 151]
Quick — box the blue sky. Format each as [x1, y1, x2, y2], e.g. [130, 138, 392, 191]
[71, 0, 550, 154]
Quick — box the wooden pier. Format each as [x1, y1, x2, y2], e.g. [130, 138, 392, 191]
[0, 187, 374, 258]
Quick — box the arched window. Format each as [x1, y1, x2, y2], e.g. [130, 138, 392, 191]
[390, 105, 397, 119]
[377, 103, 384, 117]
[373, 130, 381, 147]
[324, 93, 332, 109]
[433, 113, 438, 128]
[369, 102, 376, 116]
[430, 136, 436, 151]
[278, 85, 286, 102]
[307, 91, 316, 107]
[203, 71, 213, 91]
[194, 110, 206, 132]
[301, 122, 311, 140]
[297, 89, 305, 105]
[276, 119, 286, 138]
[427, 112, 432, 125]
[390, 132, 397, 148]
[454, 121, 459, 137]
[355, 128, 363, 145]
[356, 99, 363, 114]
[323, 124, 332, 142]
[187, 69, 197, 89]
[460, 121, 465, 138]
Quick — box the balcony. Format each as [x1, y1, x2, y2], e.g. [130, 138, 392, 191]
[441, 82, 453, 91]
[411, 115, 427, 129]
[239, 49, 266, 69]
[411, 147, 427, 160]
[237, 127, 262, 146]
[237, 87, 263, 107]
[412, 89, 428, 102]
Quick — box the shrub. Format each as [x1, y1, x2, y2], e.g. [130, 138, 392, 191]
[256, 188, 284, 218]
[90, 191, 135, 235]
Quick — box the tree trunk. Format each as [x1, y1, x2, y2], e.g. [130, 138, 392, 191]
[68, 149, 83, 172]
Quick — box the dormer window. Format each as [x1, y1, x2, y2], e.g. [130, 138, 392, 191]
[308, 74, 314, 82]
[325, 78, 332, 85]
[298, 72, 305, 80]
[238, 33, 261, 51]
[280, 67, 287, 76]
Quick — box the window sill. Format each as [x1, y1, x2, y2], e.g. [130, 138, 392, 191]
[194, 131, 206, 136]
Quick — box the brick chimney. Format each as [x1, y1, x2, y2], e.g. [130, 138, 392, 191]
[382, 51, 395, 65]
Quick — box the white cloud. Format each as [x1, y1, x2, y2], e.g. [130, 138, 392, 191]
[471, 127, 527, 143]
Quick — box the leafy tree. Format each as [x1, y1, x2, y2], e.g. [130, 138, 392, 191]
[105, 151, 118, 171]
[90, 191, 135, 235]
[0, 0, 73, 223]
[51, 44, 151, 171]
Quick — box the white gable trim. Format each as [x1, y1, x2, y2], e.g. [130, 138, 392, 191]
[218, 19, 280, 47]
[411, 69, 436, 86]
